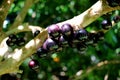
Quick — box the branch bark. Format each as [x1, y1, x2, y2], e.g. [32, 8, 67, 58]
[57, 0, 120, 29]
[0, 0, 120, 75]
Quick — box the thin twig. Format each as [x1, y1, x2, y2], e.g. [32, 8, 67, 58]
[9, 0, 35, 29]
[74, 60, 120, 80]
[0, 0, 14, 29]
[0, 0, 14, 42]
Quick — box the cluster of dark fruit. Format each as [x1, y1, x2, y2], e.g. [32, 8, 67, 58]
[6, 15, 120, 70]
[107, 0, 120, 7]
[29, 15, 120, 70]
[6, 30, 40, 47]
[6, 34, 25, 47]
[35, 24, 106, 58]
[28, 24, 105, 70]
[36, 15, 120, 58]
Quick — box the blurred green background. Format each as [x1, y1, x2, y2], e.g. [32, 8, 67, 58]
[1, 0, 120, 80]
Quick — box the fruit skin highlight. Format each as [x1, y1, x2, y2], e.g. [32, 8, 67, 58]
[6, 34, 17, 47]
[33, 30, 40, 37]
[47, 24, 61, 41]
[101, 19, 112, 30]
[43, 38, 58, 51]
[28, 59, 39, 70]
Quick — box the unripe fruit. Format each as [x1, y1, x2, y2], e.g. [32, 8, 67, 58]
[47, 24, 60, 40]
[28, 59, 39, 70]
[101, 19, 112, 30]
[53, 57, 60, 63]
[33, 30, 40, 37]
[43, 38, 59, 51]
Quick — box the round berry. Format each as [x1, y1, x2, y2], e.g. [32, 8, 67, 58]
[16, 37, 25, 46]
[28, 59, 39, 70]
[9, 34, 16, 39]
[33, 30, 40, 37]
[6, 39, 15, 46]
[47, 24, 60, 40]
[59, 36, 68, 46]
[6, 34, 18, 47]
[113, 15, 120, 23]
[61, 23, 73, 37]
[43, 38, 58, 51]
[36, 47, 48, 58]
[75, 29, 88, 41]
[8, 34, 17, 42]
[101, 19, 112, 30]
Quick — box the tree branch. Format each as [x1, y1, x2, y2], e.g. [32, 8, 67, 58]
[0, 0, 14, 42]
[0, 0, 120, 75]
[0, 0, 14, 29]
[6, 23, 43, 35]
[74, 60, 120, 80]
[57, 0, 120, 29]
[0, 29, 48, 75]
[9, 0, 37, 29]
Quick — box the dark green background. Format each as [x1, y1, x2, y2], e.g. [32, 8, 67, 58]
[1, 0, 120, 80]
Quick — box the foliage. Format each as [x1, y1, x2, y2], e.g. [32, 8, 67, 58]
[1, 0, 120, 80]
